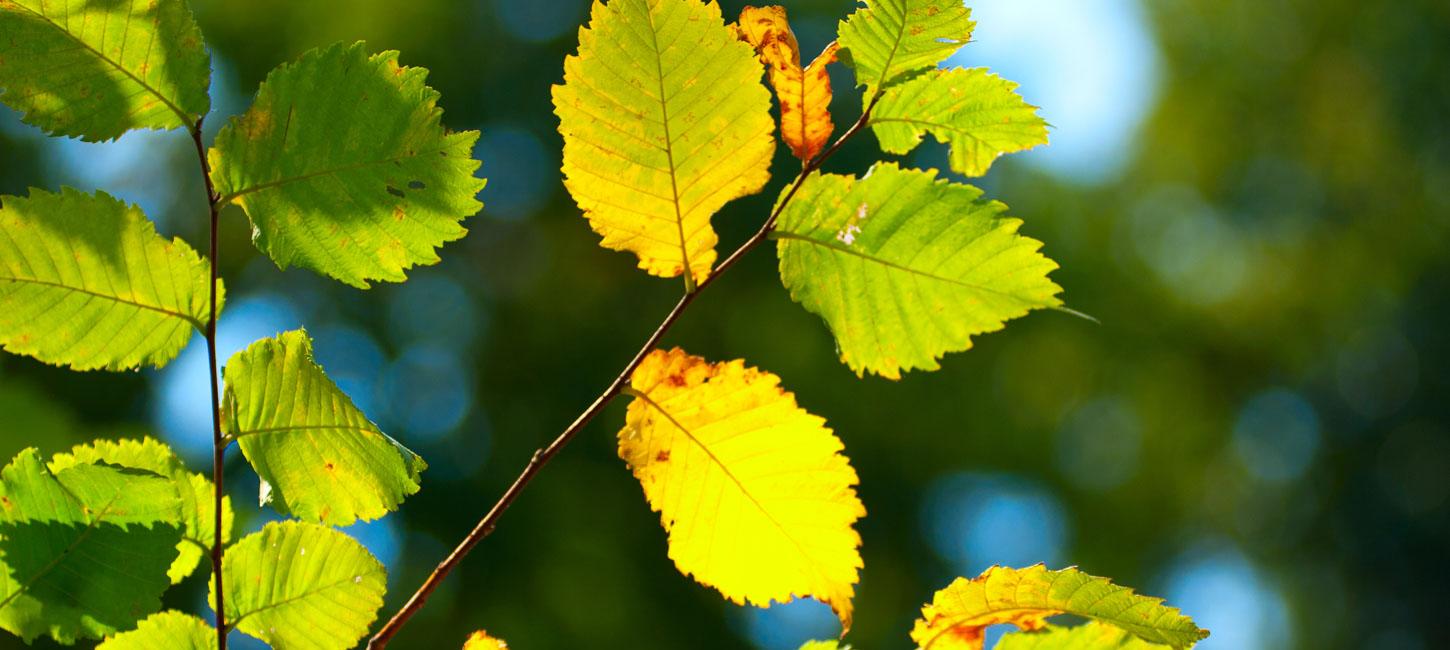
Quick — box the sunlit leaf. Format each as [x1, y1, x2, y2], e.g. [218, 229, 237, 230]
[0, 188, 218, 372]
[0, 0, 210, 141]
[620, 348, 864, 629]
[774, 163, 1061, 379]
[48, 437, 232, 584]
[994, 622, 1174, 650]
[464, 629, 510, 650]
[870, 68, 1047, 177]
[910, 566, 1209, 650]
[222, 329, 425, 526]
[0, 449, 181, 644]
[836, 0, 974, 95]
[553, 0, 776, 287]
[98, 611, 213, 650]
[210, 41, 484, 288]
[215, 521, 386, 650]
[735, 6, 838, 161]
[800, 642, 846, 650]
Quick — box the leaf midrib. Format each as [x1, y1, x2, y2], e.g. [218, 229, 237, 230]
[0, 275, 203, 330]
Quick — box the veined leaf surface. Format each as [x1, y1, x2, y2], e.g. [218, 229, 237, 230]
[911, 566, 1209, 650]
[97, 611, 213, 650]
[223, 329, 425, 526]
[0, 0, 210, 141]
[870, 68, 1047, 177]
[554, 0, 776, 286]
[620, 348, 864, 629]
[0, 449, 181, 644]
[735, 6, 838, 162]
[836, 0, 974, 95]
[0, 188, 217, 372]
[215, 521, 386, 650]
[775, 163, 1061, 379]
[210, 41, 484, 288]
[995, 622, 1174, 650]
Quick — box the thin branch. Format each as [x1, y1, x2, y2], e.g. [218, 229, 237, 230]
[366, 100, 878, 649]
[190, 119, 229, 650]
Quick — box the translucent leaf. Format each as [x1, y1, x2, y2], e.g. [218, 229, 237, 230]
[210, 41, 484, 288]
[48, 437, 233, 584]
[800, 642, 846, 650]
[735, 6, 839, 161]
[836, 0, 974, 94]
[870, 68, 1047, 177]
[464, 630, 510, 650]
[774, 163, 1061, 379]
[910, 566, 1209, 650]
[0, 0, 210, 141]
[214, 521, 386, 650]
[223, 329, 425, 525]
[620, 348, 864, 629]
[0, 188, 218, 372]
[553, 0, 776, 286]
[0, 449, 182, 644]
[994, 622, 1174, 650]
[98, 611, 213, 650]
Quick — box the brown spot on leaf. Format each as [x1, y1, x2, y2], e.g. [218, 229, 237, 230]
[655, 450, 670, 463]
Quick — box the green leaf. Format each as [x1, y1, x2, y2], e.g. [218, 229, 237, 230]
[552, 0, 776, 287]
[995, 622, 1173, 650]
[48, 437, 233, 584]
[774, 163, 1061, 379]
[215, 521, 386, 650]
[0, 449, 182, 644]
[98, 611, 213, 650]
[223, 329, 425, 525]
[870, 68, 1048, 177]
[0, 0, 210, 141]
[800, 642, 847, 650]
[836, 0, 975, 95]
[210, 41, 484, 288]
[0, 188, 218, 372]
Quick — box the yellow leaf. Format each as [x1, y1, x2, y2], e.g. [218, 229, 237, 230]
[735, 6, 839, 161]
[619, 348, 865, 629]
[910, 566, 1209, 650]
[553, 0, 777, 288]
[463, 630, 508, 650]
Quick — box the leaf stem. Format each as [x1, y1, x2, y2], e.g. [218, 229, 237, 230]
[190, 119, 229, 650]
[366, 98, 879, 650]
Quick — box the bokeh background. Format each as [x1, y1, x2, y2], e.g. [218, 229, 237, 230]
[2, 0, 1448, 648]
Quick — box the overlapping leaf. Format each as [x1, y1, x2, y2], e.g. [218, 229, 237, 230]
[464, 630, 510, 650]
[0, 188, 217, 371]
[735, 6, 839, 161]
[0, 0, 210, 141]
[210, 41, 484, 288]
[553, 0, 776, 286]
[995, 622, 1173, 650]
[774, 163, 1061, 379]
[0, 449, 181, 644]
[871, 68, 1047, 177]
[836, 0, 975, 95]
[620, 348, 864, 628]
[223, 329, 425, 526]
[49, 437, 232, 584]
[910, 566, 1209, 650]
[97, 611, 213, 650]
[215, 521, 386, 650]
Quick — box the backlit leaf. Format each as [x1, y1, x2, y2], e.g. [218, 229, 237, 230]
[800, 642, 846, 650]
[774, 163, 1061, 379]
[870, 68, 1047, 177]
[0, 0, 210, 141]
[0, 449, 181, 644]
[215, 521, 386, 650]
[735, 6, 838, 162]
[994, 622, 1174, 650]
[98, 611, 213, 650]
[210, 41, 484, 288]
[222, 329, 425, 526]
[620, 348, 864, 629]
[553, 0, 776, 287]
[464, 630, 510, 650]
[836, 0, 974, 95]
[48, 437, 233, 584]
[910, 566, 1209, 650]
[0, 188, 218, 372]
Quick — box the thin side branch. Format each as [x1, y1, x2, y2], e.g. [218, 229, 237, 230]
[367, 101, 878, 650]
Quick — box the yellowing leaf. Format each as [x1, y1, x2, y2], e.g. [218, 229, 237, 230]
[871, 68, 1048, 177]
[98, 611, 213, 650]
[553, 0, 776, 287]
[464, 630, 510, 650]
[995, 622, 1173, 650]
[735, 6, 839, 162]
[910, 566, 1209, 650]
[619, 348, 864, 629]
[836, 0, 975, 95]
